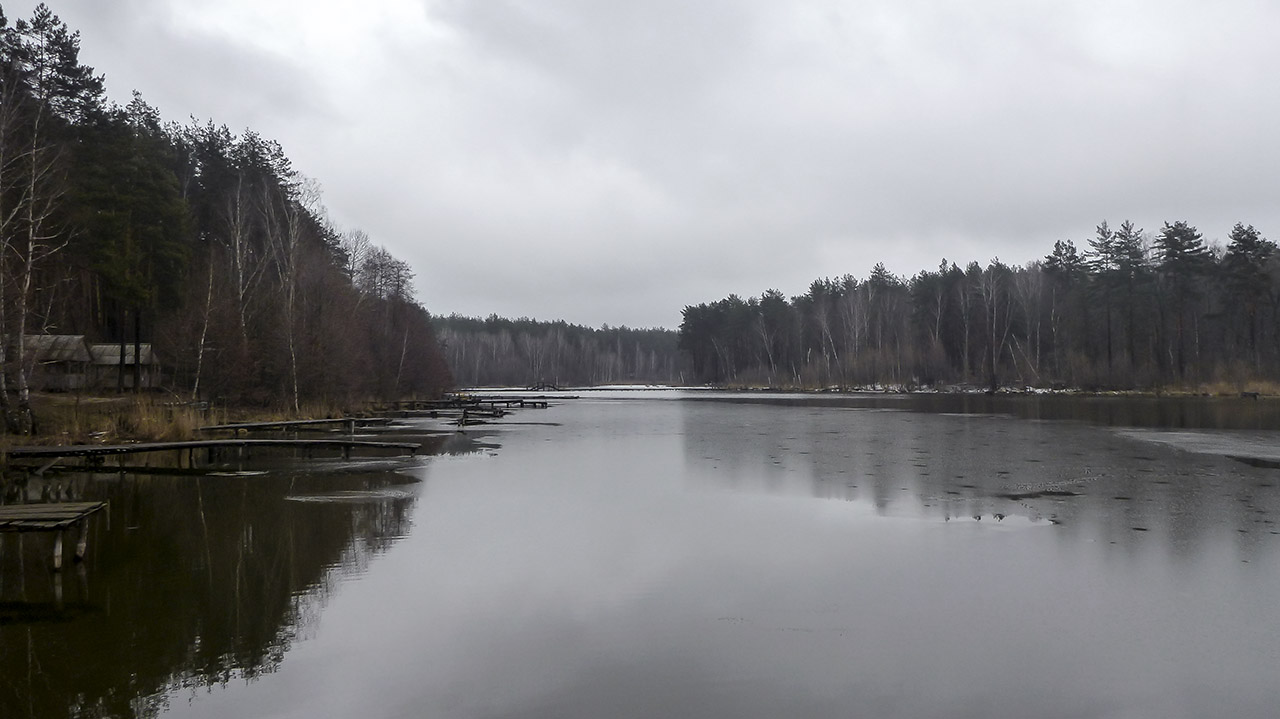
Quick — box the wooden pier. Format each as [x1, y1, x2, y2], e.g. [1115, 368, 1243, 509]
[372, 395, 564, 412]
[198, 417, 395, 435]
[4, 438, 421, 470]
[0, 502, 107, 570]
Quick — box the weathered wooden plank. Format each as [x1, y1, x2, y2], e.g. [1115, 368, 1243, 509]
[1, 521, 71, 530]
[0, 515, 94, 526]
[198, 417, 394, 432]
[0, 502, 104, 515]
[0, 511, 99, 520]
[0, 502, 107, 533]
[0, 506, 98, 515]
[4, 438, 420, 460]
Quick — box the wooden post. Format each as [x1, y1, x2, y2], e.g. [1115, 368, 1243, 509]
[53, 529, 64, 570]
[77, 559, 89, 598]
[75, 519, 89, 561]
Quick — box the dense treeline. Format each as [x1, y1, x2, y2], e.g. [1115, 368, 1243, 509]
[436, 315, 686, 387]
[0, 5, 450, 432]
[679, 220, 1279, 390]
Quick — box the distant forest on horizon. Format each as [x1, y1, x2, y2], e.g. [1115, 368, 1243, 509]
[436, 314, 687, 388]
[0, 5, 451, 433]
[678, 219, 1279, 391]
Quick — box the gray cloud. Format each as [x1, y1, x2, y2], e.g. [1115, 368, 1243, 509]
[49, 1, 330, 128]
[22, 0, 1280, 327]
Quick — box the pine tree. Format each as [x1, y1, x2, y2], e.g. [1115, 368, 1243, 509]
[1154, 221, 1209, 378]
[1222, 223, 1276, 363]
[1086, 221, 1118, 376]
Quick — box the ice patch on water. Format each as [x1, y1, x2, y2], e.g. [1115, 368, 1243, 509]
[1116, 428, 1280, 464]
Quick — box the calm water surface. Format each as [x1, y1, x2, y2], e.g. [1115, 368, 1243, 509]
[4, 392, 1280, 718]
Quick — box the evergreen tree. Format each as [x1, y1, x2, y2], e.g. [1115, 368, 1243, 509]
[1222, 223, 1275, 363]
[1154, 221, 1209, 378]
[1112, 221, 1149, 369]
[1042, 240, 1087, 382]
[1086, 221, 1118, 376]
[72, 95, 190, 391]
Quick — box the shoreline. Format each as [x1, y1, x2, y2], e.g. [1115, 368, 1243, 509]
[465, 383, 1277, 399]
[8, 382, 1272, 450]
[3, 393, 395, 449]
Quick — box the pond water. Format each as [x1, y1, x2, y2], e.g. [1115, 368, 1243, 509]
[4, 391, 1280, 718]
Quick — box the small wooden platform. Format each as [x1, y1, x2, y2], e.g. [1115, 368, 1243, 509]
[0, 502, 105, 531]
[0, 502, 107, 570]
[198, 417, 395, 434]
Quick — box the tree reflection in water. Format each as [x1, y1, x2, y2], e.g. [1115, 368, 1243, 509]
[680, 393, 1280, 562]
[0, 464, 423, 719]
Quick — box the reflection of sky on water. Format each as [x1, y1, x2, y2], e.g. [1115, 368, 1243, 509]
[163, 394, 1280, 719]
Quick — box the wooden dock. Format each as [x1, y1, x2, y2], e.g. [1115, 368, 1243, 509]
[0, 502, 107, 570]
[198, 417, 395, 434]
[4, 438, 421, 470]
[373, 396, 563, 412]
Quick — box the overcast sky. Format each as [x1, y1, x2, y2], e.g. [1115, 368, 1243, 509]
[17, 1, 1280, 328]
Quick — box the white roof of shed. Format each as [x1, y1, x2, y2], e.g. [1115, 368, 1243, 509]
[89, 344, 157, 366]
[23, 335, 92, 363]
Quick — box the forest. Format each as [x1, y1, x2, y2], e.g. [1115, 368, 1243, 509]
[679, 220, 1278, 391]
[10, 3, 1273, 424]
[435, 314, 685, 388]
[0, 5, 451, 434]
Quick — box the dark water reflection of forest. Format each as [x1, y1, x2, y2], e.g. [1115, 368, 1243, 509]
[4, 393, 1280, 718]
[0, 438, 454, 719]
[682, 394, 1280, 555]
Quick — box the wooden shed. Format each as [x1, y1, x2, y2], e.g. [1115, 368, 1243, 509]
[89, 343, 161, 390]
[19, 334, 93, 391]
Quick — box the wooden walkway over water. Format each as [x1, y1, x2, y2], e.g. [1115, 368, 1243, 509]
[4, 438, 421, 470]
[373, 396, 563, 411]
[198, 418, 395, 434]
[0, 502, 107, 569]
[0, 398, 567, 577]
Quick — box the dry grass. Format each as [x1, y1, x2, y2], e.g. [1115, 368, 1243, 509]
[25, 394, 222, 445]
[215, 399, 352, 425]
[7, 393, 356, 447]
[1182, 380, 1280, 398]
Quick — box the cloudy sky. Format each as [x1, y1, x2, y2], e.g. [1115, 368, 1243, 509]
[18, 1, 1280, 328]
